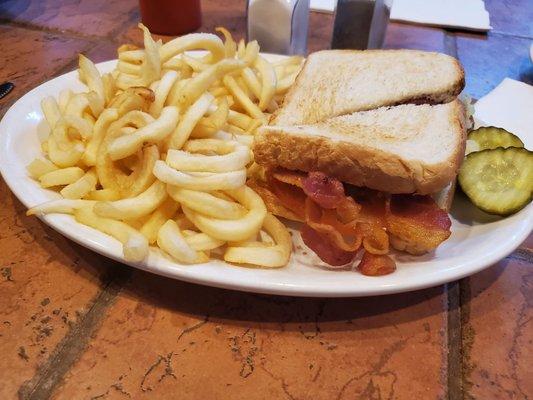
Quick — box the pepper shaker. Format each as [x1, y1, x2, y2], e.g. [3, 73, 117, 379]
[332, 0, 390, 50]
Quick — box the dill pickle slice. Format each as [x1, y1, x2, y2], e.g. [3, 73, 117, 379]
[459, 147, 533, 215]
[467, 126, 524, 152]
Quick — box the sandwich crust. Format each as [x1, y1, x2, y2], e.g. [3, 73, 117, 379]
[254, 101, 467, 195]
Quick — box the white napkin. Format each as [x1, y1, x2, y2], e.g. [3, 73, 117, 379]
[390, 0, 491, 32]
[474, 78, 533, 148]
[310, 0, 336, 13]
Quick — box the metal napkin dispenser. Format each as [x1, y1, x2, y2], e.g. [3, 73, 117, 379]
[332, 0, 390, 50]
[247, 0, 310, 55]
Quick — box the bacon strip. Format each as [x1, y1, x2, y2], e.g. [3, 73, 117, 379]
[305, 197, 362, 252]
[267, 169, 392, 268]
[302, 172, 345, 209]
[271, 169, 304, 188]
[301, 225, 356, 267]
[263, 169, 451, 274]
[247, 178, 304, 222]
[361, 227, 389, 255]
[386, 194, 451, 255]
[268, 174, 307, 220]
[357, 251, 396, 276]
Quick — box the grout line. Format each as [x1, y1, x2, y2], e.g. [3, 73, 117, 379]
[506, 248, 532, 264]
[459, 277, 475, 400]
[443, 30, 464, 400]
[17, 265, 132, 400]
[441, 26, 532, 41]
[446, 281, 463, 400]
[443, 30, 458, 58]
[489, 31, 533, 41]
[443, 28, 531, 399]
[2, 20, 135, 398]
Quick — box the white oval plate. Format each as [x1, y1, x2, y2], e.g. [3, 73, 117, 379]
[1, 58, 532, 297]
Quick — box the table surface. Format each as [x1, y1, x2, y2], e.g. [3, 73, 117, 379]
[0, 1, 531, 399]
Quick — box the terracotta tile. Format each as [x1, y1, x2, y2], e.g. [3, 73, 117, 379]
[384, 23, 446, 52]
[0, 0, 139, 38]
[462, 257, 533, 399]
[0, 178, 119, 399]
[456, 32, 533, 99]
[0, 24, 92, 118]
[55, 39, 119, 77]
[0, 27, 123, 398]
[198, 0, 246, 39]
[51, 271, 447, 400]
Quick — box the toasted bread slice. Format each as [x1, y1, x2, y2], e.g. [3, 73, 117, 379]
[254, 100, 467, 195]
[272, 49, 465, 126]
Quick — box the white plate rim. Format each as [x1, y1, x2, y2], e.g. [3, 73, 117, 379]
[1, 57, 532, 297]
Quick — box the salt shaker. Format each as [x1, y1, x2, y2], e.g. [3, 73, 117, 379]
[247, 0, 310, 55]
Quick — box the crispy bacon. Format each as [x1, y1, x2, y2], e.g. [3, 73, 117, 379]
[261, 169, 452, 273]
[349, 187, 388, 227]
[361, 227, 389, 255]
[301, 225, 356, 266]
[268, 174, 307, 220]
[305, 197, 362, 251]
[357, 251, 396, 276]
[302, 172, 345, 209]
[266, 169, 391, 267]
[247, 178, 304, 222]
[386, 194, 451, 255]
[350, 189, 390, 255]
[271, 169, 304, 188]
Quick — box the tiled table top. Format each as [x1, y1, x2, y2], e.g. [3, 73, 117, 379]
[0, 1, 531, 399]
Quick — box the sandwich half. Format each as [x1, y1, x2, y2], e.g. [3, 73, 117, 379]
[256, 101, 466, 195]
[271, 49, 465, 126]
[250, 49, 467, 273]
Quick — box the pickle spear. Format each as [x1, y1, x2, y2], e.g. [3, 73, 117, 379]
[459, 147, 533, 215]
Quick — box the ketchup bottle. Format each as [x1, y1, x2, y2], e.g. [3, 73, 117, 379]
[139, 0, 202, 35]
